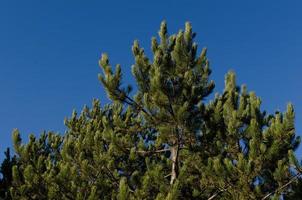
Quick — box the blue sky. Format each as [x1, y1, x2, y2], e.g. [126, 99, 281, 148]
[0, 0, 302, 160]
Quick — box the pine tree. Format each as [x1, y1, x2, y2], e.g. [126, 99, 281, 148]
[0, 148, 16, 200]
[6, 21, 301, 199]
[98, 21, 301, 199]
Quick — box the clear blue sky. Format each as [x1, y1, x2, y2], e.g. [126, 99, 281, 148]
[0, 1, 302, 160]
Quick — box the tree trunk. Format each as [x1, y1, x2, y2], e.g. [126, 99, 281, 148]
[170, 144, 179, 185]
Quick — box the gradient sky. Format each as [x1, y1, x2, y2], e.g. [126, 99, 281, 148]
[0, 0, 302, 160]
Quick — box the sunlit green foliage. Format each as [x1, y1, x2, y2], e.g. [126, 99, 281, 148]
[0, 22, 301, 199]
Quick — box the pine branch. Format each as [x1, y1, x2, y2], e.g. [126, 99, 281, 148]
[116, 88, 153, 118]
[164, 173, 171, 178]
[135, 148, 170, 155]
[293, 165, 302, 174]
[261, 172, 301, 200]
[103, 166, 120, 188]
[166, 91, 176, 120]
[207, 186, 229, 200]
[125, 147, 173, 156]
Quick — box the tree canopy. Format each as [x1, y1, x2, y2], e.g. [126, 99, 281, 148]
[0, 21, 301, 200]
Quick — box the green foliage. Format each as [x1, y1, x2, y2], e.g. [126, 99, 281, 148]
[0, 21, 301, 199]
[10, 130, 62, 199]
[0, 148, 16, 200]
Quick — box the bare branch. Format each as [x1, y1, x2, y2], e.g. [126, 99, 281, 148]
[135, 148, 170, 156]
[164, 173, 171, 178]
[207, 186, 229, 200]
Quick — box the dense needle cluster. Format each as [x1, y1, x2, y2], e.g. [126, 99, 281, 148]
[0, 22, 301, 200]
